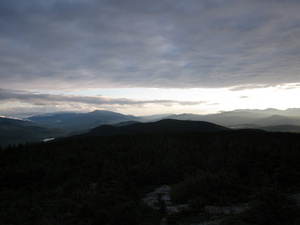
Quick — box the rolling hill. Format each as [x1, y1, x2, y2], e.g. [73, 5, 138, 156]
[254, 115, 300, 126]
[0, 117, 69, 147]
[28, 110, 140, 131]
[27, 112, 80, 126]
[165, 108, 300, 128]
[74, 119, 231, 138]
[260, 124, 300, 133]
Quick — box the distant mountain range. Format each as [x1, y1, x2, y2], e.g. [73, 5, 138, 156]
[1, 108, 300, 147]
[164, 108, 300, 128]
[27, 108, 300, 129]
[27, 110, 139, 131]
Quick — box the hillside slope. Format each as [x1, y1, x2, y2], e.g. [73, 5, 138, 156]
[1, 130, 300, 225]
[76, 119, 231, 138]
[0, 117, 69, 147]
[28, 110, 140, 131]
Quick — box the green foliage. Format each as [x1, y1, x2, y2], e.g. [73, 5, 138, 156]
[171, 170, 244, 205]
[1, 131, 300, 224]
[222, 188, 300, 225]
[246, 188, 298, 225]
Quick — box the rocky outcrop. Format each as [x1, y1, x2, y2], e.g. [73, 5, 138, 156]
[143, 185, 189, 225]
[204, 203, 250, 215]
[142, 185, 189, 215]
[190, 220, 221, 225]
[292, 194, 300, 206]
[143, 186, 300, 225]
[143, 185, 172, 210]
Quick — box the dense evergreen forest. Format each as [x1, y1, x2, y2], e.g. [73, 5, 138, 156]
[1, 130, 300, 224]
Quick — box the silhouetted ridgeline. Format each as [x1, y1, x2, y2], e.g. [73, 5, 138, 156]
[28, 110, 139, 131]
[74, 119, 231, 138]
[2, 109, 300, 147]
[1, 128, 300, 225]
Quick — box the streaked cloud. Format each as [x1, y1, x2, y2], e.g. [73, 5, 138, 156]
[278, 83, 300, 90]
[1, 0, 300, 117]
[1, 0, 300, 91]
[0, 88, 206, 107]
[229, 84, 272, 91]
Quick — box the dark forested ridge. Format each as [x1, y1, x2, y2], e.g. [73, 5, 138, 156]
[74, 119, 231, 138]
[0, 117, 69, 148]
[1, 129, 300, 225]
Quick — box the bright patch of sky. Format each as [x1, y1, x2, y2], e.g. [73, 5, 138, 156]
[41, 83, 300, 116]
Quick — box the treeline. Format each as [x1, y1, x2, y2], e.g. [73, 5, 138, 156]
[1, 131, 300, 224]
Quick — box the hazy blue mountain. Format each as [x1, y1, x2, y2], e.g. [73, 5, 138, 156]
[260, 125, 300, 133]
[166, 113, 205, 121]
[241, 108, 283, 115]
[248, 108, 300, 117]
[139, 113, 174, 121]
[0, 117, 69, 147]
[227, 108, 300, 120]
[59, 110, 140, 130]
[74, 119, 231, 138]
[28, 110, 141, 131]
[1, 117, 33, 127]
[111, 121, 141, 127]
[283, 108, 300, 117]
[28, 112, 79, 126]
[253, 115, 300, 126]
[165, 108, 300, 129]
[228, 124, 261, 129]
[166, 112, 259, 126]
[19, 108, 300, 139]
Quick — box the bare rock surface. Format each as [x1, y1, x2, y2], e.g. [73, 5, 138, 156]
[190, 220, 221, 225]
[142, 185, 172, 210]
[292, 194, 300, 206]
[205, 203, 250, 215]
[143, 186, 300, 225]
[143, 185, 189, 225]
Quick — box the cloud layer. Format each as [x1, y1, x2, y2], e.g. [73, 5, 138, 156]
[0, 89, 205, 107]
[1, 0, 300, 90]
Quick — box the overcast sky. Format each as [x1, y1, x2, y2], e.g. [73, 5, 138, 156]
[1, 0, 300, 117]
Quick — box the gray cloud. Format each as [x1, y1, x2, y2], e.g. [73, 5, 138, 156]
[229, 84, 272, 91]
[1, 0, 300, 90]
[278, 83, 300, 90]
[0, 89, 205, 107]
